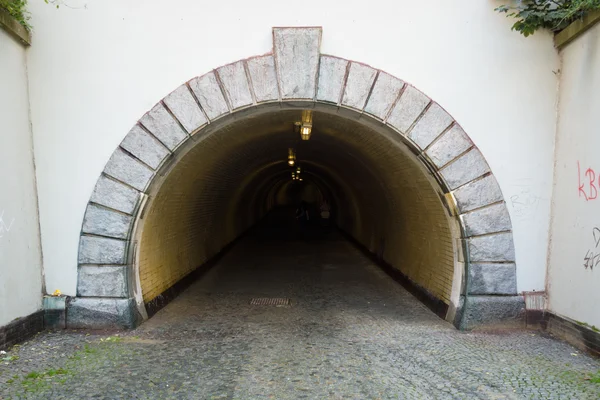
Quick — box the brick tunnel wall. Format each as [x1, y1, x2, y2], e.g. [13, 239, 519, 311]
[137, 109, 457, 306]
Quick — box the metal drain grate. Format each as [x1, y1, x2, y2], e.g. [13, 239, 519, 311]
[250, 298, 291, 306]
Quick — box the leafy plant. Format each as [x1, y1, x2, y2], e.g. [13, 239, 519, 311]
[496, 0, 600, 36]
[0, 0, 31, 30]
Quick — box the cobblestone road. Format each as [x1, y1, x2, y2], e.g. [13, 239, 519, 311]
[1, 225, 599, 399]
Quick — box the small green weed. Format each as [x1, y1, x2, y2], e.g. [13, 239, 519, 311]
[587, 370, 600, 384]
[46, 368, 68, 377]
[24, 371, 41, 380]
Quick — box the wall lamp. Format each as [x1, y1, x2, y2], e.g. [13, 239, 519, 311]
[295, 110, 313, 141]
[300, 110, 313, 141]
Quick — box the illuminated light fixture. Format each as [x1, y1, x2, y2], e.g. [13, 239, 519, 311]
[300, 110, 313, 141]
[287, 148, 296, 166]
[296, 166, 301, 174]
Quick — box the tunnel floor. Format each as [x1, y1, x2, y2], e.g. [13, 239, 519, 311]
[2, 221, 600, 398]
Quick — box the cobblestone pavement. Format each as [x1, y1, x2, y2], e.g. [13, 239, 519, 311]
[1, 224, 600, 399]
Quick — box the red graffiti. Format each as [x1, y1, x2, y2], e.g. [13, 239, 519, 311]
[578, 161, 599, 201]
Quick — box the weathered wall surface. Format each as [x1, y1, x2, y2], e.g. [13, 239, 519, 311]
[26, 0, 559, 296]
[0, 29, 43, 326]
[548, 22, 600, 328]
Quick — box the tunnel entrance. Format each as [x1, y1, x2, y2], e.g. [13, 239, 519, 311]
[73, 27, 522, 331]
[134, 106, 459, 320]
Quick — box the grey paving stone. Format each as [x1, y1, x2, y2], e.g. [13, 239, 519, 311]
[316, 55, 347, 103]
[189, 72, 230, 120]
[247, 55, 279, 102]
[273, 27, 321, 99]
[217, 61, 253, 109]
[120, 125, 169, 170]
[77, 265, 128, 298]
[387, 85, 430, 133]
[163, 84, 207, 133]
[364, 72, 404, 120]
[139, 103, 188, 150]
[426, 124, 472, 168]
[409, 103, 453, 149]
[462, 203, 512, 236]
[90, 176, 140, 215]
[82, 204, 132, 239]
[341, 62, 377, 110]
[2, 227, 599, 399]
[440, 148, 490, 190]
[78, 236, 127, 265]
[103, 149, 153, 192]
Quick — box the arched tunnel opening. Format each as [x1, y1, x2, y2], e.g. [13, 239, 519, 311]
[132, 104, 462, 324]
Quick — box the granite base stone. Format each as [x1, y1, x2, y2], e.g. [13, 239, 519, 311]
[67, 298, 139, 329]
[455, 295, 526, 330]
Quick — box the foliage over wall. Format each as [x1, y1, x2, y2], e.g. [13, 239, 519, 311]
[496, 0, 600, 36]
[0, 0, 30, 30]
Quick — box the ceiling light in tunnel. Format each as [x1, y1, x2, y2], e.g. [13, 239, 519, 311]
[296, 166, 301, 174]
[300, 110, 313, 141]
[287, 148, 296, 166]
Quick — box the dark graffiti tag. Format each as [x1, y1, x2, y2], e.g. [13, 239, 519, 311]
[583, 227, 600, 270]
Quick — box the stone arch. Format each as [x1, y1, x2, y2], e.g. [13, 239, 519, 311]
[72, 27, 523, 330]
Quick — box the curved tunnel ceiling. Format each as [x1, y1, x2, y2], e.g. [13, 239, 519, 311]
[138, 107, 458, 307]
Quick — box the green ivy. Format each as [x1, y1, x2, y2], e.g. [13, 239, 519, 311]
[496, 0, 600, 36]
[0, 0, 31, 30]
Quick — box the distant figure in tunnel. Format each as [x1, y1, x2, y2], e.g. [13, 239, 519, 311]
[295, 202, 311, 239]
[296, 201, 310, 226]
[320, 199, 331, 227]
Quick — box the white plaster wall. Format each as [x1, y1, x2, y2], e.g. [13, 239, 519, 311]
[26, 0, 558, 296]
[548, 22, 600, 328]
[0, 29, 43, 326]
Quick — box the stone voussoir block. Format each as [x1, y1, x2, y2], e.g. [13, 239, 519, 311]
[364, 72, 405, 120]
[317, 55, 348, 104]
[453, 175, 503, 213]
[440, 148, 490, 190]
[468, 263, 517, 295]
[341, 62, 377, 110]
[246, 55, 279, 103]
[408, 103, 453, 149]
[120, 125, 170, 170]
[189, 72, 230, 120]
[386, 85, 430, 134]
[273, 27, 322, 99]
[67, 298, 136, 329]
[77, 265, 128, 298]
[217, 61, 253, 110]
[90, 176, 140, 215]
[163, 84, 207, 134]
[462, 203, 512, 237]
[103, 148, 153, 192]
[468, 232, 515, 262]
[140, 103, 188, 150]
[78, 236, 127, 265]
[82, 204, 132, 239]
[426, 124, 472, 168]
